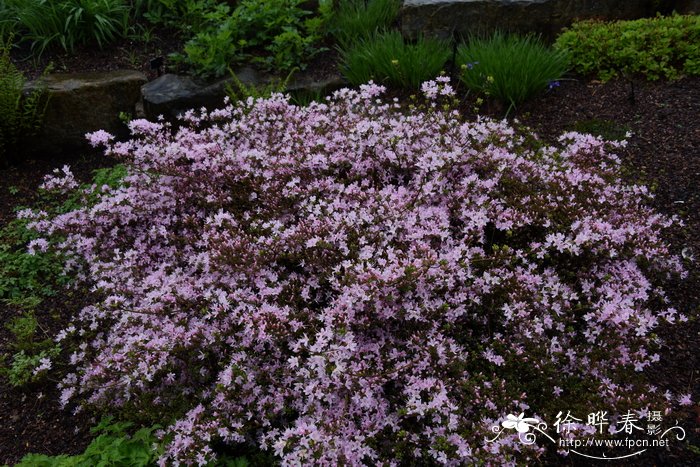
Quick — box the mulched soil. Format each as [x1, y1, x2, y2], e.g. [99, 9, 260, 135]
[0, 153, 117, 466]
[10, 27, 184, 82]
[518, 77, 700, 466]
[0, 75, 698, 465]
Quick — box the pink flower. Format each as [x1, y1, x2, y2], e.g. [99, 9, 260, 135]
[678, 394, 692, 406]
[86, 129, 114, 147]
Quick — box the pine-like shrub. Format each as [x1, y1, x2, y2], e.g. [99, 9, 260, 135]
[28, 80, 687, 465]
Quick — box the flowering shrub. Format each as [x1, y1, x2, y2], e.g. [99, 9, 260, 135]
[28, 80, 686, 465]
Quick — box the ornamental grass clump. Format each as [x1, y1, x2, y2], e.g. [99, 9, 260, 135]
[340, 30, 450, 89]
[329, 0, 400, 47]
[458, 32, 569, 112]
[2, 0, 130, 56]
[28, 79, 687, 465]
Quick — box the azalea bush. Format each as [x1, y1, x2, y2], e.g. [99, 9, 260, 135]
[27, 80, 688, 465]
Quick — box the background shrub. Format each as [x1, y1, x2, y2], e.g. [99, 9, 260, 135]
[458, 32, 569, 112]
[340, 30, 450, 89]
[27, 81, 685, 465]
[175, 0, 329, 78]
[329, 0, 400, 47]
[555, 14, 700, 81]
[141, 0, 221, 32]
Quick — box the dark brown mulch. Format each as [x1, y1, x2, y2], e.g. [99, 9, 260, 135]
[0, 152, 116, 466]
[0, 294, 98, 465]
[0, 77, 698, 465]
[10, 27, 184, 82]
[518, 77, 700, 466]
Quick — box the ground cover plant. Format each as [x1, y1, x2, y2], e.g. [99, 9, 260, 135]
[15, 417, 162, 466]
[15, 78, 692, 465]
[458, 32, 569, 113]
[555, 14, 700, 81]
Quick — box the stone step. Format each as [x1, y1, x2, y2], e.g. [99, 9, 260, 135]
[400, 0, 674, 40]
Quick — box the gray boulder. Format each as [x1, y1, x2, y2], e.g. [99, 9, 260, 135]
[141, 67, 345, 121]
[141, 67, 263, 121]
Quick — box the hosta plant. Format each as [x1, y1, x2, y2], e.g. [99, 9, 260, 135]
[28, 79, 687, 465]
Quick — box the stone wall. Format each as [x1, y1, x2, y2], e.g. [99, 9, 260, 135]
[400, 0, 680, 40]
[22, 68, 344, 156]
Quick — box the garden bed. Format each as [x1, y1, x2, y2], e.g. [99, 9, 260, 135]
[2, 2, 700, 465]
[1, 75, 698, 466]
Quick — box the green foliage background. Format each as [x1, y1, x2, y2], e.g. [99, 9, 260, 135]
[556, 14, 700, 81]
